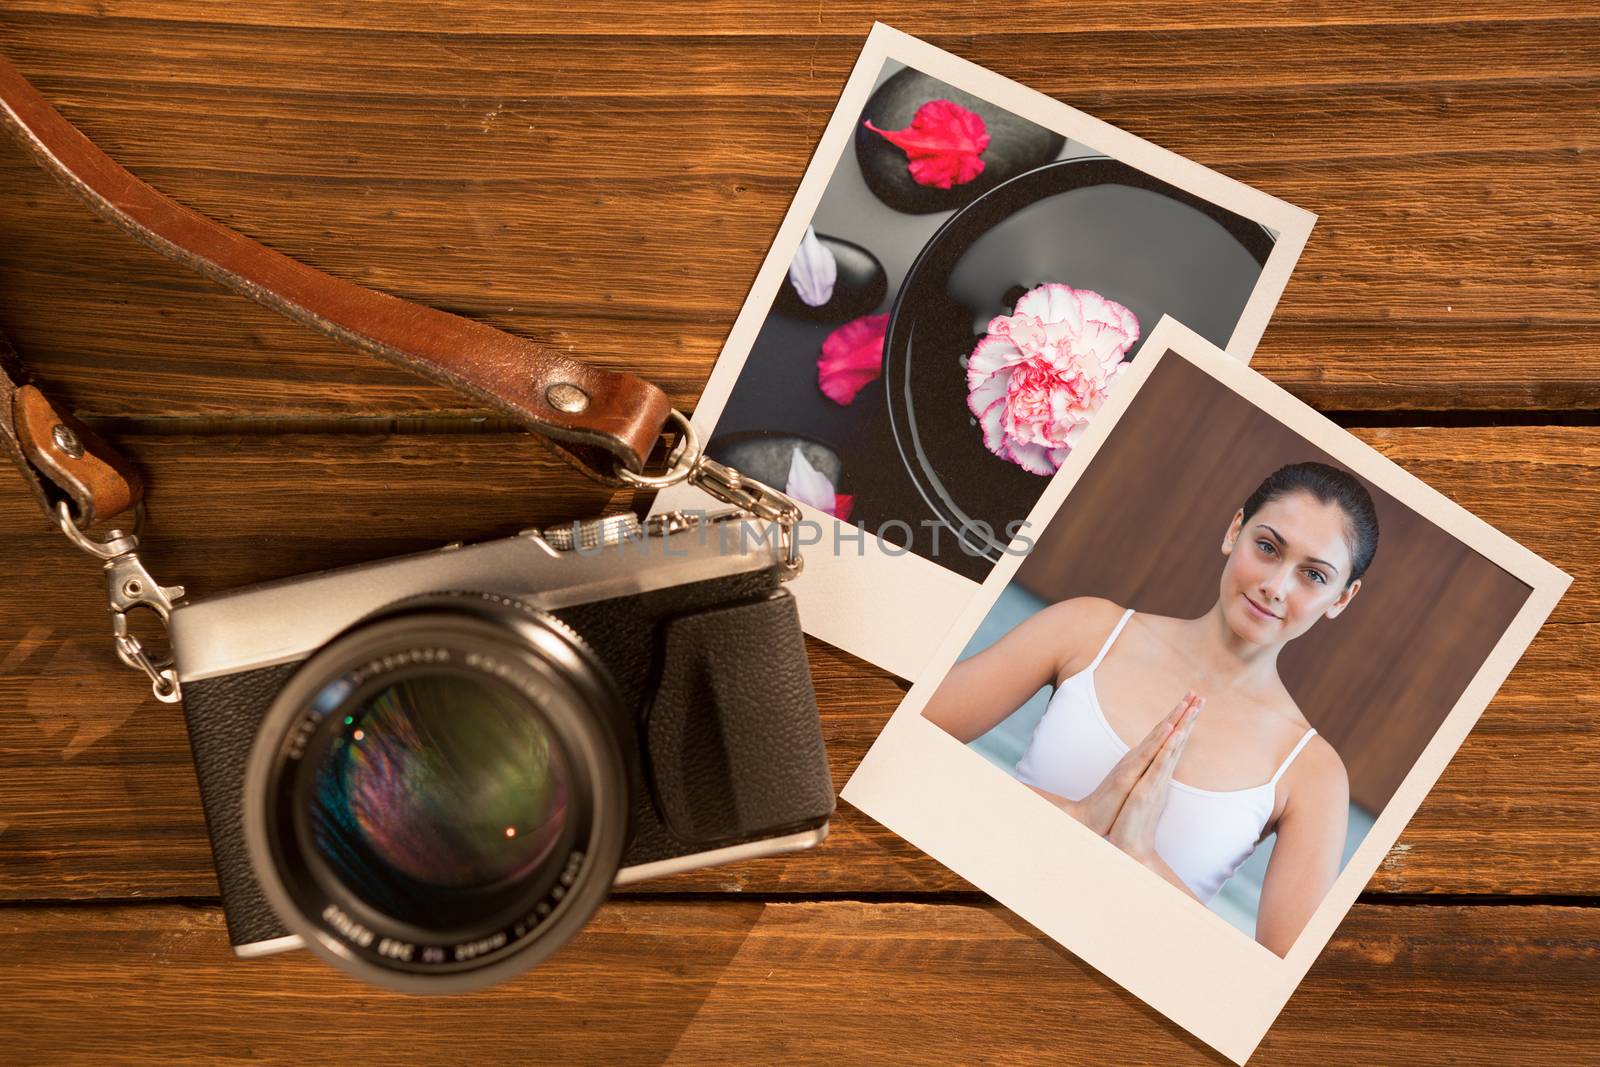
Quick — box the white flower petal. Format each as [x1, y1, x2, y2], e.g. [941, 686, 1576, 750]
[1071, 287, 1112, 325]
[1075, 319, 1134, 370]
[977, 396, 1010, 455]
[784, 446, 837, 513]
[1077, 289, 1140, 340]
[788, 226, 838, 308]
[1005, 439, 1057, 476]
[966, 366, 1010, 417]
[967, 335, 1026, 378]
[1013, 282, 1082, 332]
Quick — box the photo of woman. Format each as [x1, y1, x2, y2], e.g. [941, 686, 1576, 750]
[923, 461, 1376, 955]
[845, 328, 1562, 1059]
[911, 350, 1533, 956]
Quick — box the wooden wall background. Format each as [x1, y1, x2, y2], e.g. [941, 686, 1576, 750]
[1013, 354, 1533, 813]
[0, 3, 1596, 1064]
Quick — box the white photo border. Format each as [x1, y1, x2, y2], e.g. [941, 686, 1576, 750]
[840, 315, 1571, 1064]
[652, 22, 1319, 680]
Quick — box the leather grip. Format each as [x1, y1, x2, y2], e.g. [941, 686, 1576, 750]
[0, 53, 673, 505]
[645, 592, 836, 846]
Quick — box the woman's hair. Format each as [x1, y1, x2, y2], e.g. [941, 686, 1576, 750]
[1241, 462, 1379, 585]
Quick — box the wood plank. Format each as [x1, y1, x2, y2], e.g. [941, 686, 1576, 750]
[0, 20, 1595, 415]
[4, 0, 1599, 35]
[3, 18, 1598, 97]
[0, 428, 1593, 900]
[0, 900, 1595, 1065]
[4, 159, 1596, 414]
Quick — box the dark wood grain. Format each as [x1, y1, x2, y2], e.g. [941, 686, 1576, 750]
[6, 0, 1600, 33]
[0, 901, 1596, 1065]
[0, 4, 1595, 1063]
[0, 14, 1595, 417]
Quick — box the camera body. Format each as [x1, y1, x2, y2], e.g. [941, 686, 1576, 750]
[168, 510, 834, 986]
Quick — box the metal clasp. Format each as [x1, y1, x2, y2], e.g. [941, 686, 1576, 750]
[613, 410, 805, 579]
[689, 455, 804, 577]
[55, 502, 186, 703]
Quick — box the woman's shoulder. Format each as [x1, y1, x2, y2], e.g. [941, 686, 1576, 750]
[1281, 731, 1350, 810]
[1035, 596, 1130, 642]
[1050, 598, 1197, 637]
[1041, 595, 1127, 624]
[1035, 596, 1129, 678]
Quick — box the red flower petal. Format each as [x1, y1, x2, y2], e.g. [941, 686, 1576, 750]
[818, 313, 888, 405]
[832, 494, 854, 522]
[864, 99, 990, 190]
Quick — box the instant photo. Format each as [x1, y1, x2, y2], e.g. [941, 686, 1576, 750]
[842, 318, 1569, 1064]
[652, 24, 1316, 679]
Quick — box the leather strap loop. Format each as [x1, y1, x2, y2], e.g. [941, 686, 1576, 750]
[13, 382, 143, 528]
[0, 327, 143, 528]
[0, 54, 673, 500]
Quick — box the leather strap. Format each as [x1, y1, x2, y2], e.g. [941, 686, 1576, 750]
[1, 326, 143, 528]
[0, 53, 674, 523]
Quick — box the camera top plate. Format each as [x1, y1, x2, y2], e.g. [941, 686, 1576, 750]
[170, 513, 783, 684]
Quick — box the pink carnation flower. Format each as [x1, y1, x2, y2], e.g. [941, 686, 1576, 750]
[966, 284, 1140, 476]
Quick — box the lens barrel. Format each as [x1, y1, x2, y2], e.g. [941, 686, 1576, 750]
[243, 594, 630, 992]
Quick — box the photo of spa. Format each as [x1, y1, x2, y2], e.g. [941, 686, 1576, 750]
[701, 58, 1293, 580]
[650, 30, 1315, 679]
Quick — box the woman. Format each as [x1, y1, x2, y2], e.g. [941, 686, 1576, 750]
[923, 461, 1378, 956]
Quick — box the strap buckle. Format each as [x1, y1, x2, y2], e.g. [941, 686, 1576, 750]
[613, 409, 805, 579]
[55, 502, 185, 703]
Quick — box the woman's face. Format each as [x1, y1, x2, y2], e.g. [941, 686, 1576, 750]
[1219, 490, 1362, 646]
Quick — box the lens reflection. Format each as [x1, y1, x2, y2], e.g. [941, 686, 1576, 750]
[309, 671, 570, 918]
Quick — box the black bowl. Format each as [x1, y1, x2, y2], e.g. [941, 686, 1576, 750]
[882, 156, 1275, 562]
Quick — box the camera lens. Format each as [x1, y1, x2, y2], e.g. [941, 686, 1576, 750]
[307, 671, 573, 926]
[245, 596, 630, 992]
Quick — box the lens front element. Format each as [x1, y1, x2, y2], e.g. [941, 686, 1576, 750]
[245, 598, 629, 992]
[310, 671, 573, 925]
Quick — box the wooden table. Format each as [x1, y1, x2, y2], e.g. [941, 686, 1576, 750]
[1, 3, 1596, 1063]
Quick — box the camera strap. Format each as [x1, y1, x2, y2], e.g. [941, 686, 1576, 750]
[0, 52, 678, 508]
[0, 53, 804, 702]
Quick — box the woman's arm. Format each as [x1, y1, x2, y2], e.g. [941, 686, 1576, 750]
[1254, 740, 1350, 957]
[921, 597, 1117, 743]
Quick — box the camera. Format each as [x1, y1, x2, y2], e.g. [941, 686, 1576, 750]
[166, 508, 834, 991]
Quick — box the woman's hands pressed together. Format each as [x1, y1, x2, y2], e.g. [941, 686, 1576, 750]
[1107, 693, 1204, 862]
[1029, 691, 1203, 837]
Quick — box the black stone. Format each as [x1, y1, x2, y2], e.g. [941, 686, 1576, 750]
[773, 233, 888, 321]
[854, 69, 1066, 215]
[707, 431, 843, 491]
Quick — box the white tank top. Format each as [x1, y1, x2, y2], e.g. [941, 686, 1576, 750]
[1015, 608, 1317, 903]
